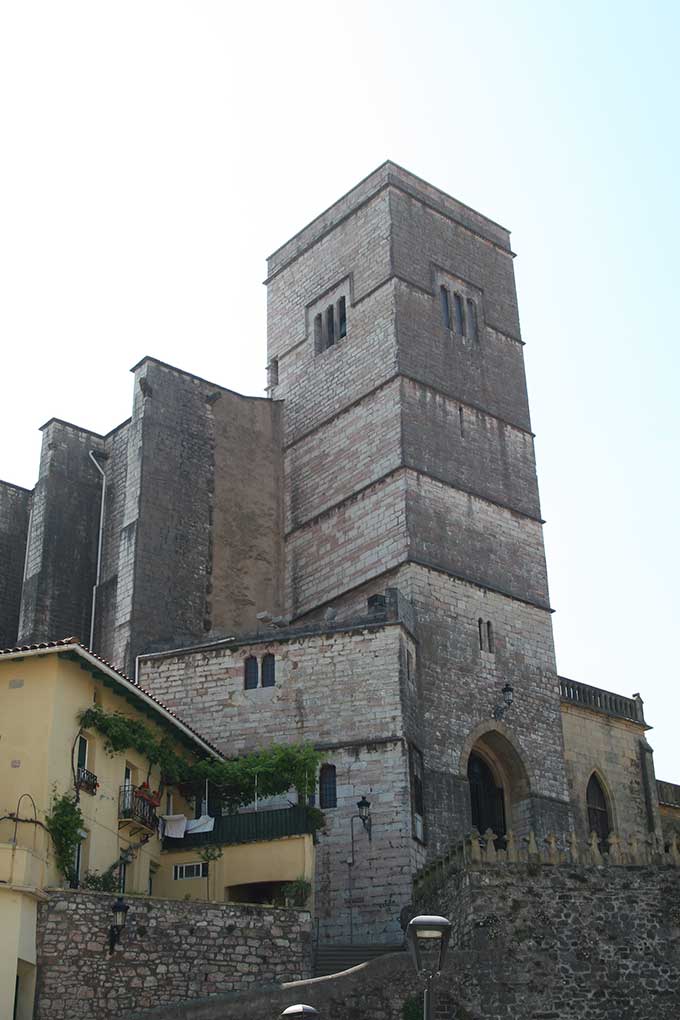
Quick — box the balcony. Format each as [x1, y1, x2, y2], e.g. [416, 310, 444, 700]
[76, 767, 98, 796]
[118, 785, 158, 831]
[162, 805, 315, 851]
[559, 677, 646, 724]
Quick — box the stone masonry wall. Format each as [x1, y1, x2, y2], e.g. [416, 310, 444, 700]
[0, 480, 31, 646]
[561, 702, 661, 843]
[18, 419, 104, 645]
[129, 862, 680, 1020]
[35, 889, 312, 1019]
[138, 622, 420, 942]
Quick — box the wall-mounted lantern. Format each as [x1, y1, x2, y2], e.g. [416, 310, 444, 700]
[493, 683, 514, 721]
[108, 896, 129, 954]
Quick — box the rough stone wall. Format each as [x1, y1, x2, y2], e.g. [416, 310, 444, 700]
[138, 621, 420, 942]
[93, 418, 131, 663]
[561, 703, 662, 842]
[34, 889, 312, 1019]
[130, 863, 680, 1020]
[0, 480, 31, 646]
[17, 420, 104, 645]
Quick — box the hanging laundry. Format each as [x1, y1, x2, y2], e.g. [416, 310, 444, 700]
[160, 814, 187, 838]
[185, 814, 215, 834]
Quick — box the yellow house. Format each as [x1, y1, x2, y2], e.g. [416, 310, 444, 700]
[0, 638, 315, 1020]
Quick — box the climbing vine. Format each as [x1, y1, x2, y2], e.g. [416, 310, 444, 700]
[44, 791, 84, 884]
[77, 705, 325, 809]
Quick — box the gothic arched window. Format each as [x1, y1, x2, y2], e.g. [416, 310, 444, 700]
[586, 773, 610, 848]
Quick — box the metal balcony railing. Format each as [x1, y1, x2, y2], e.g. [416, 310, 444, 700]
[76, 767, 98, 795]
[162, 804, 315, 850]
[118, 785, 158, 831]
[559, 677, 645, 724]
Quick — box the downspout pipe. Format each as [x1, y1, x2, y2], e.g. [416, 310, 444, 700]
[89, 450, 107, 650]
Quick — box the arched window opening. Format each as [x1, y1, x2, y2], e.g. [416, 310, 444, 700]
[326, 306, 335, 347]
[486, 621, 494, 654]
[466, 298, 478, 341]
[244, 656, 259, 690]
[440, 285, 451, 330]
[468, 752, 506, 839]
[337, 296, 347, 338]
[261, 654, 276, 688]
[314, 313, 323, 353]
[453, 292, 465, 335]
[319, 764, 337, 809]
[586, 773, 610, 850]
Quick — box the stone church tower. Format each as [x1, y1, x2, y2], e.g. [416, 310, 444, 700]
[266, 161, 572, 848]
[4, 162, 672, 945]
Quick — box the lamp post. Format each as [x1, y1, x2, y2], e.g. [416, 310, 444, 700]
[280, 1007, 319, 1018]
[346, 796, 373, 944]
[406, 914, 452, 1020]
[108, 896, 129, 954]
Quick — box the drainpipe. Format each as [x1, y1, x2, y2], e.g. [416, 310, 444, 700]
[88, 450, 107, 650]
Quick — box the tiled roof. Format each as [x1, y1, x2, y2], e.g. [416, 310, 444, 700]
[0, 637, 224, 760]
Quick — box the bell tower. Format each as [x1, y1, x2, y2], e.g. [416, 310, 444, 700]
[266, 162, 572, 848]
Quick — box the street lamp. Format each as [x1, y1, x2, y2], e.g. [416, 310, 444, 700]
[280, 1007, 319, 1018]
[356, 796, 372, 836]
[108, 896, 129, 954]
[406, 914, 452, 1020]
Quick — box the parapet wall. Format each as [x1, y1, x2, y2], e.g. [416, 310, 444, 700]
[34, 889, 312, 1020]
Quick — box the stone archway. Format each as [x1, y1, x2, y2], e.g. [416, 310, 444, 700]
[459, 723, 532, 838]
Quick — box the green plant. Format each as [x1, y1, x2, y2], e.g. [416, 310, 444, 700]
[80, 864, 119, 892]
[44, 791, 84, 884]
[77, 706, 325, 807]
[281, 876, 311, 907]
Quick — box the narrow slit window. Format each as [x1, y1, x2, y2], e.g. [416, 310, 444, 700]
[314, 314, 323, 353]
[337, 296, 347, 338]
[244, 656, 259, 690]
[326, 306, 335, 347]
[440, 286, 451, 330]
[459, 406, 465, 437]
[486, 621, 495, 654]
[319, 763, 337, 809]
[466, 298, 478, 341]
[268, 357, 279, 387]
[410, 746, 425, 841]
[454, 293, 465, 335]
[478, 618, 485, 651]
[261, 654, 276, 688]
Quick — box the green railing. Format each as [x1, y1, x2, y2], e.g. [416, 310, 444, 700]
[162, 805, 314, 850]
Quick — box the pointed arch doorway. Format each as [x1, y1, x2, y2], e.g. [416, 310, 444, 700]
[468, 752, 506, 838]
[461, 725, 532, 839]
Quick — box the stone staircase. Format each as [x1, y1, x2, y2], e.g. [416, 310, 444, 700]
[313, 942, 405, 977]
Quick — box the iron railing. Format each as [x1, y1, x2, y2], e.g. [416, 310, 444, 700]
[163, 804, 314, 850]
[76, 767, 98, 795]
[559, 677, 645, 724]
[118, 785, 158, 830]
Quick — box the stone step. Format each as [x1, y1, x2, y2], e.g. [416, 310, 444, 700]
[313, 942, 405, 977]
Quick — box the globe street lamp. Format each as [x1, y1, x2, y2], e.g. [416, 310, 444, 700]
[406, 914, 452, 1020]
[280, 1007, 319, 1018]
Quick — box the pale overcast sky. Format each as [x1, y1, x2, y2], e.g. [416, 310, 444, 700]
[1, 1, 678, 781]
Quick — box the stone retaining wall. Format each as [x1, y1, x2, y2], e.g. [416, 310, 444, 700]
[34, 889, 312, 1019]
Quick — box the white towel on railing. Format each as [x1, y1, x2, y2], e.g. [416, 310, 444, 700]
[161, 814, 187, 838]
[185, 814, 215, 834]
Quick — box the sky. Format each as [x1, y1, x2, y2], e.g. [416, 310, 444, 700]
[1, 1, 678, 782]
